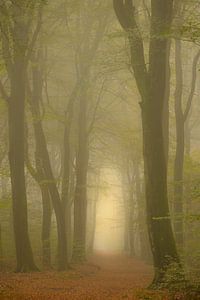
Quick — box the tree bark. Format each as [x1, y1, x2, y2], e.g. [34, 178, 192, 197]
[61, 102, 74, 261]
[26, 123, 52, 269]
[8, 13, 38, 271]
[135, 163, 151, 262]
[174, 39, 184, 248]
[72, 88, 89, 262]
[163, 40, 171, 165]
[41, 183, 52, 269]
[113, 0, 181, 287]
[30, 58, 68, 270]
[174, 41, 200, 249]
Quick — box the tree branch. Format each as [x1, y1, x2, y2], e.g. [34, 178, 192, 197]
[113, 0, 148, 99]
[87, 80, 106, 136]
[25, 9, 43, 63]
[183, 49, 200, 122]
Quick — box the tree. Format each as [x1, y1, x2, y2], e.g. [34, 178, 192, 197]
[28, 50, 69, 270]
[64, 0, 111, 262]
[113, 0, 183, 287]
[0, 0, 43, 272]
[174, 38, 200, 249]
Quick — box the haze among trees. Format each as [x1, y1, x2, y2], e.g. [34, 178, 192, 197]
[0, 0, 200, 299]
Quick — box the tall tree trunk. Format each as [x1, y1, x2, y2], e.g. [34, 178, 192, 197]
[9, 58, 38, 272]
[185, 118, 191, 157]
[7, 10, 38, 270]
[113, 0, 182, 287]
[173, 41, 200, 250]
[128, 183, 135, 257]
[163, 40, 171, 165]
[124, 212, 130, 253]
[72, 89, 89, 262]
[26, 124, 52, 269]
[30, 60, 68, 270]
[122, 175, 130, 253]
[41, 184, 52, 269]
[174, 40, 184, 248]
[142, 96, 179, 285]
[87, 199, 97, 255]
[62, 103, 74, 261]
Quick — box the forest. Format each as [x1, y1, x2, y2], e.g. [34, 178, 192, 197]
[0, 0, 200, 299]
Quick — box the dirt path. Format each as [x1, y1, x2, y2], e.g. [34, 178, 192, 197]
[0, 253, 156, 300]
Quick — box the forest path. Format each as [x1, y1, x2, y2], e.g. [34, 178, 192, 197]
[0, 253, 158, 300]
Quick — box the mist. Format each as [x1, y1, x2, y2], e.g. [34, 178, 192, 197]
[94, 168, 125, 254]
[0, 0, 200, 299]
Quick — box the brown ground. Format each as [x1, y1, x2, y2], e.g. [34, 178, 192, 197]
[0, 253, 184, 299]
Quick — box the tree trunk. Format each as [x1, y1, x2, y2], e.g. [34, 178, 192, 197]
[9, 59, 38, 272]
[30, 61, 68, 270]
[1, 1, 42, 273]
[141, 99, 179, 285]
[113, 0, 182, 287]
[163, 40, 171, 165]
[173, 42, 200, 250]
[174, 39, 185, 248]
[128, 186, 135, 257]
[87, 199, 97, 255]
[62, 105, 74, 261]
[142, 20, 180, 282]
[135, 163, 151, 262]
[72, 90, 89, 263]
[26, 122, 52, 269]
[41, 183, 52, 268]
[0, 224, 3, 268]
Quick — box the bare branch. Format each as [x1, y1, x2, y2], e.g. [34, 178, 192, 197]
[113, 0, 148, 99]
[87, 80, 106, 136]
[25, 9, 43, 63]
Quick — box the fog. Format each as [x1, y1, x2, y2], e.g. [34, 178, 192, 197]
[94, 168, 125, 253]
[0, 0, 200, 299]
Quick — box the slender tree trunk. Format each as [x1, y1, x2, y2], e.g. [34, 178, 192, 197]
[9, 59, 38, 272]
[173, 41, 200, 250]
[87, 199, 97, 255]
[122, 177, 130, 253]
[124, 212, 130, 253]
[30, 60, 68, 270]
[88, 171, 100, 255]
[26, 124, 52, 269]
[174, 40, 184, 248]
[128, 186, 135, 257]
[72, 89, 89, 263]
[185, 118, 191, 157]
[163, 40, 171, 165]
[8, 13, 38, 270]
[40, 183, 52, 268]
[1, 1, 43, 272]
[62, 104, 74, 261]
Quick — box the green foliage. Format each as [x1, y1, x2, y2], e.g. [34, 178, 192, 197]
[179, 20, 200, 43]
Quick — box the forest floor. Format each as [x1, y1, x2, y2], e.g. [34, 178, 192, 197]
[0, 253, 197, 300]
